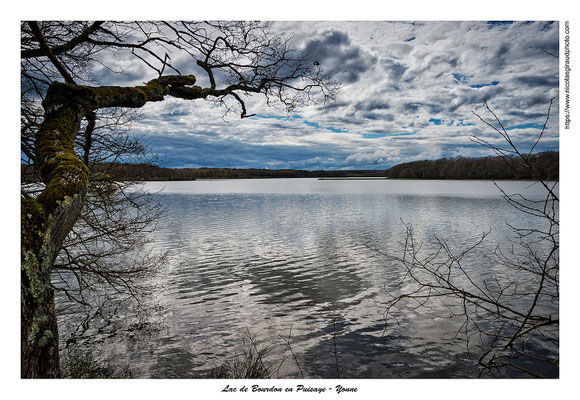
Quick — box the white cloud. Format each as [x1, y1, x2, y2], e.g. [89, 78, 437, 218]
[346, 148, 402, 164]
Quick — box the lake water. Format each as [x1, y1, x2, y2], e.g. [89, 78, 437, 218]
[57, 179, 559, 378]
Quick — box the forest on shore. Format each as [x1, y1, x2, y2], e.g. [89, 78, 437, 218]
[21, 151, 558, 182]
[21, 164, 385, 181]
[384, 151, 558, 180]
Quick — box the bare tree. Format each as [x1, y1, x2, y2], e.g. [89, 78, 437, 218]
[380, 99, 558, 377]
[21, 21, 338, 378]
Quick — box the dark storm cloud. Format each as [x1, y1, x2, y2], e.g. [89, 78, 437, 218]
[317, 100, 351, 114]
[381, 58, 407, 81]
[490, 43, 510, 71]
[302, 30, 377, 83]
[356, 98, 391, 111]
[503, 94, 555, 110]
[361, 112, 381, 120]
[447, 85, 507, 112]
[426, 103, 445, 114]
[401, 101, 450, 115]
[145, 132, 349, 169]
[515, 75, 559, 87]
[402, 102, 421, 113]
[507, 110, 550, 119]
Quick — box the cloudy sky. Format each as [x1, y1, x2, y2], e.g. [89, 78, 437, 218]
[97, 21, 559, 170]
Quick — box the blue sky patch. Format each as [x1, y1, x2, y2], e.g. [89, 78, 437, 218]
[505, 122, 546, 130]
[456, 119, 476, 127]
[361, 131, 415, 139]
[453, 73, 470, 83]
[302, 119, 348, 133]
[469, 81, 500, 88]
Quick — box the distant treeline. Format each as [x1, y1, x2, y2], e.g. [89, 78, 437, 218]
[106, 164, 388, 180]
[385, 151, 558, 180]
[21, 151, 558, 182]
[21, 163, 385, 182]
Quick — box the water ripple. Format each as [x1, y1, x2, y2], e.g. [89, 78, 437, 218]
[58, 180, 558, 378]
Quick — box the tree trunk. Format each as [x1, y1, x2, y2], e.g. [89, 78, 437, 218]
[21, 102, 88, 378]
[21, 76, 200, 377]
[21, 194, 85, 377]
